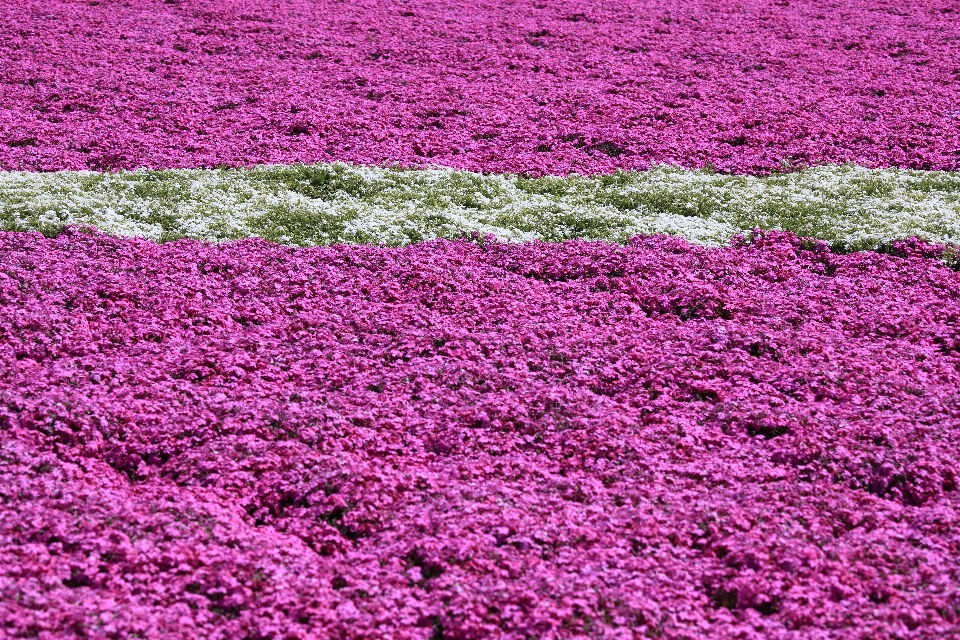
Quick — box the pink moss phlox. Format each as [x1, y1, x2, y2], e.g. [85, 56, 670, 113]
[1, 0, 959, 174]
[2, 228, 960, 638]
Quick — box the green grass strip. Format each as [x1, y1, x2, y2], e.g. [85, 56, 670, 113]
[2, 163, 960, 250]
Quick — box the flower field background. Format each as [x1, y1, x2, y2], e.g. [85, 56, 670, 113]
[2, 0, 959, 175]
[2, 1, 960, 639]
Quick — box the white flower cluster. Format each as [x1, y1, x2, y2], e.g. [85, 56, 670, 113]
[2, 162, 959, 250]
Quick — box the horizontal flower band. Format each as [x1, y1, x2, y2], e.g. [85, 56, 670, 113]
[3, 162, 959, 250]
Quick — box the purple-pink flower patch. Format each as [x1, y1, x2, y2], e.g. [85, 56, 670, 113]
[2, 229, 959, 638]
[1, 0, 958, 174]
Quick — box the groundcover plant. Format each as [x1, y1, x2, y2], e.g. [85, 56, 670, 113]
[3, 0, 960, 638]
[2, 0, 959, 175]
[2, 229, 960, 639]
[3, 163, 960, 250]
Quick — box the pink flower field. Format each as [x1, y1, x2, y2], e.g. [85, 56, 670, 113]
[2, 0, 959, 175]
[2, 229, 960, 638]
[3, 0, 960, 637]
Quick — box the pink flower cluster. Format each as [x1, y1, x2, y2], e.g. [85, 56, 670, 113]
[2, 0, 959, 175]
[2, 228, 960, 638]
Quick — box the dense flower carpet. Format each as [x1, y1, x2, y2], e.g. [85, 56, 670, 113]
[2, 1, 960, 639]
[2, 0, 959, 174]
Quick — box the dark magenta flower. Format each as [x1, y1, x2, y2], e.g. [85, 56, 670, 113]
[1, 0, 958, 174]
[1, 228, 959, 637]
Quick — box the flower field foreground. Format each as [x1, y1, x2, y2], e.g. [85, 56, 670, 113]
[2, 0, 959, 175]
[3, 228, 960, 639]
[4, 163, 960, 250]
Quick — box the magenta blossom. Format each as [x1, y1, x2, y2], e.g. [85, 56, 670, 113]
[1, 228, 959, 638]
[1, 0, 959, 174]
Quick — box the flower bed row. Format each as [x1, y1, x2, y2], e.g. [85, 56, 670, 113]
[4, 163, 960, 251]
[3, 0, 958, 175]
[2, 228, 959, 638]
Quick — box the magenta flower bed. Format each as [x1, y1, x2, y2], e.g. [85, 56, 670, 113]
[1, 228, 959, 638]
[2, 0, 959, 175]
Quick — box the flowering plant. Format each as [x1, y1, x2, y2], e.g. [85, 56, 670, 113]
[2, 229, 958, 638]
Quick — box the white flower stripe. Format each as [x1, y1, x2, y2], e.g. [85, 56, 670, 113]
[2, 163, 959, 250]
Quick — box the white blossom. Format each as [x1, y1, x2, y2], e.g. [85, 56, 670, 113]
[1, 162, 958, 249]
